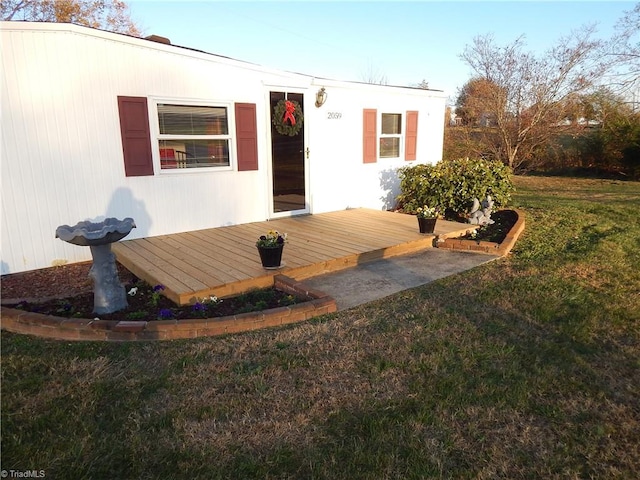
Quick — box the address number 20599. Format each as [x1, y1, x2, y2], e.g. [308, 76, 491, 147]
[327, 112, 342, 119]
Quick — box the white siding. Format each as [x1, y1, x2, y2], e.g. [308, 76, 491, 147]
[307, 79, 446, 214]
[1, 22, 446, 274]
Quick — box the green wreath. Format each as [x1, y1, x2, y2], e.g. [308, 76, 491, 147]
[273, 99, 304, 136]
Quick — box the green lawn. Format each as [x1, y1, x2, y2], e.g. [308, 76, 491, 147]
[2, 176, 639, 479]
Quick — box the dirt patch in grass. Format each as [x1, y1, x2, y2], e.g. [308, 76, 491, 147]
[1, 263, 304, 322]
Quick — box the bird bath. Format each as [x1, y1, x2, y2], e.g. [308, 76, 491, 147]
[56, 218, 136, 314]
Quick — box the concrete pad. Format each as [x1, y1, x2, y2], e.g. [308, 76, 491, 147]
[303, 249, 499, 311]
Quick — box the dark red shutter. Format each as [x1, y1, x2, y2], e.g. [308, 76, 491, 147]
[363, 109, 377, 163]
[117, 96, 154, 176]
[235, 103, 258, 171]
[405, 111, 418, 161]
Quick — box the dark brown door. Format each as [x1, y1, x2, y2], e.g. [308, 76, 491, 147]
[270, 91, 306, 213]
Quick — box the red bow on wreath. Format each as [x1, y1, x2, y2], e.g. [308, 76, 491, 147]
[283, 100, 296, 126]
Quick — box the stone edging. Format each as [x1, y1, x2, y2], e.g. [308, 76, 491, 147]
[435, 209, 526, 256]
[0, 275, 337, 342]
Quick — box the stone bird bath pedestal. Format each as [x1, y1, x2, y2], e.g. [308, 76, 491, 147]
[56, 218, 136, 314]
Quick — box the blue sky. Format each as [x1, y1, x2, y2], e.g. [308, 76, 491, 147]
[128, 1, 635, 101]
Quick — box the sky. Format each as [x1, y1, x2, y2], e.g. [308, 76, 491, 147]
[127, 1, 635, 101]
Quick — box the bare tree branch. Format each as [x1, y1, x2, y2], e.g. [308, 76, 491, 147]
[360, 62, 388, 85]
[601, 3, 640, 96]
[458, 27, 604, 169]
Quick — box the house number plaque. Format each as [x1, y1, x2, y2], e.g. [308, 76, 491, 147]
[327, 112, 342, 119]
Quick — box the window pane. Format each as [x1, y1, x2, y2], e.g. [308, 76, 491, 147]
[158, 104, 228, 135]
[381, 113, 402, 134]
[380, 138, 400, 158]
[159, 139, 230, 168]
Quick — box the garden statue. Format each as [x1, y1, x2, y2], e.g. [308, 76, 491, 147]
[468, 195, 495, 225]
[56, 217, 136, 314]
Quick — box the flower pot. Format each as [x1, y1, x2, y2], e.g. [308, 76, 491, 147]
[417, 217, 437, 234]
[257, 244, 284, 269]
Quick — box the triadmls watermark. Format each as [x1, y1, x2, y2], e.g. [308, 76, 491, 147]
[1, 471, 46, 479]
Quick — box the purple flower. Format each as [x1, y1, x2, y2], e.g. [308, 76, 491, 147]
[153, 284, 165, 293]
[157, 308, 174, 320]
[192, 302, 205, 312]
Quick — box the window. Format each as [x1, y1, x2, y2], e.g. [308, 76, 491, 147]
[362, 109, 419, 164]
[156, 103, 231, 169]
[379, 113, 402, 158]
[119, 97, 258, 176]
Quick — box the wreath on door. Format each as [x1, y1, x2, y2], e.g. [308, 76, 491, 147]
[273, 99, 304, 136]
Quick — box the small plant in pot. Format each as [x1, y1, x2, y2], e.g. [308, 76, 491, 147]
[415, 205, 442, 234]
[256, 230, 287, 268]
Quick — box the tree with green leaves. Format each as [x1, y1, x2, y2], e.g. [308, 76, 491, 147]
[2, 0, 141, 36]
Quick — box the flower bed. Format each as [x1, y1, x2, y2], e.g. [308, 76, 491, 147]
[0, 275, 337, 341]
[436, 209, 526, 255]
[6, 281, 302, 323]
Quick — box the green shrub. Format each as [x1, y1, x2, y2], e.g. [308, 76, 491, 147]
[397, 158, 514, 215]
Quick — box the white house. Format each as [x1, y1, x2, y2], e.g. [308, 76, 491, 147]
[1, 22, 447, 275]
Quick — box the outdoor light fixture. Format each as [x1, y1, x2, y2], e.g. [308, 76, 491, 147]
[315, 87, 327, 107]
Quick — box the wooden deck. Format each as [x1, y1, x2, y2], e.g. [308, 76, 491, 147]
[112, 208, 474, 305]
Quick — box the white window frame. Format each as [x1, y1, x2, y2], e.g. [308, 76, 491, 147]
[149, 97, 235, 174]
[379, 112, 404, 159]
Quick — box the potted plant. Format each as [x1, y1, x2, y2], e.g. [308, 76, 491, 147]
[415, 205, 441, 234]
[256, 230, 287, 268]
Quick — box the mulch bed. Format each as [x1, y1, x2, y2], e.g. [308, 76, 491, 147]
[1, 261, 122, 299]
[1, 263, 303, 322]
[459, 209, 518, 243]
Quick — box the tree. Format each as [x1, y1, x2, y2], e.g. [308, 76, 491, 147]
[575, 88, 640, 176]
[360, 61, 388, 85]
[2, 0, 141, 36]
[602, 3, 640, 98]
[455, 77, 501, 127]
[459, 28, 604, 170]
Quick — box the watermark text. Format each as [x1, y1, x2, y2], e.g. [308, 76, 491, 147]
[1, 471, 46, 478]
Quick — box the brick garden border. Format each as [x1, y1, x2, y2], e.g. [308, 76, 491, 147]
[0, 275, 337, 342]
[435, 209, 526, 256]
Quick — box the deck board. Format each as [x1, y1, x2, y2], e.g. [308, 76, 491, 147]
[112, 208, 473, 305]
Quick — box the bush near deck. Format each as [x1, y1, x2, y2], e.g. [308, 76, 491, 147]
[397, 157, 514, 215]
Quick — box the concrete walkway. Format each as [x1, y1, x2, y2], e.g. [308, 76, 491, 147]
[303, 248, 499, 311]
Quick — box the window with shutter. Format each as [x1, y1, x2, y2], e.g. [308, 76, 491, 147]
[119, 97, 258, 175]
[363, 110, 419, 162]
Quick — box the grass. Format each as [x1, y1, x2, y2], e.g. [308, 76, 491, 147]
[2, 176, 639, 479]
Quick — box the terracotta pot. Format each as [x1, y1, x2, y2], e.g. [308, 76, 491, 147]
[417, 217, 437, 234]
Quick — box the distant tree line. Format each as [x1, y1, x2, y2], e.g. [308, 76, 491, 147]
[444, 3, 640, 179]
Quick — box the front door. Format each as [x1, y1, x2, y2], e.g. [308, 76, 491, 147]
[269, 91, 307, 216]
